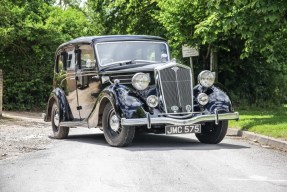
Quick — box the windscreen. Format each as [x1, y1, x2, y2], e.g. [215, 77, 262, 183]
[95, 41, 169, 66]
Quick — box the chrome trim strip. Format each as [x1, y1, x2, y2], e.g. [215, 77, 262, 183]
[215, 109, 219, 125]
[189, 67, 194, 112]
[147, 112, 151, 129]
[154, 62, 176, 71]
[75, 73, 99, 78]
[67, 71, 98, 75]
[110, 74, 134, 77]
[161, 112, 202, 115]
[121, 112, 239, 126]
[174, 68, 182, 109]
[157, 69, 168, 113]
[155, 62, 177, 113]
[111, 78, 131, 81]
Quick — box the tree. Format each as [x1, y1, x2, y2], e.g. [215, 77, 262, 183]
[157, 0, 287, 105]
[0, 0, 96, 110]
[86, 0, 166, 36]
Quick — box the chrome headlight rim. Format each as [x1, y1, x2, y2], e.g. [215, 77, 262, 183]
[132, 73, 150, 91]
[197, 93, 209, 106]
[198, 70, 215, 88]
[147, 95, 159, 108]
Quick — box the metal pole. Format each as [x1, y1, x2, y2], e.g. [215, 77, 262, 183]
[210, 48, 218, 82]
[190, 57, 195, 87]
[0, 69, 3, 119]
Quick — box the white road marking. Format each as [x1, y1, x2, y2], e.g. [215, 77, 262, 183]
[229, 175, 287, 182]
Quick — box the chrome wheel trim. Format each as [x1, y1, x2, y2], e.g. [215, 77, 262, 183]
[109, 113, 120, 132]
[54, 111, 60, 127]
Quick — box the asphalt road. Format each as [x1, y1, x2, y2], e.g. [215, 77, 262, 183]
[0, 129, 287, 192]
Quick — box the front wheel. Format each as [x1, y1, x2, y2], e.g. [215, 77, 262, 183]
[51, 103, 69, 139]
[102, 103, 135, 147]
[195, 121, 228, 144]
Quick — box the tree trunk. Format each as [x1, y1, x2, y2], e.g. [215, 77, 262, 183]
[0, 69, 3, 119]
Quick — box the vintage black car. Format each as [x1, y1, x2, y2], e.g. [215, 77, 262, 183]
[44, 35, 239, 147]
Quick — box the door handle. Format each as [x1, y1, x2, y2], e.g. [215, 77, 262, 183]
[70, 77, 76, 80]
[92, 75, 99, 79]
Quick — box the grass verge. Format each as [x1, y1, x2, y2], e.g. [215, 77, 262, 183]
[229, 105, 287, 140]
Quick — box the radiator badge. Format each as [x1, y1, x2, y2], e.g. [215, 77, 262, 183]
[186, 105, 192, 112]
[171, 67, 179, 72]
[171, 105, 179, 113]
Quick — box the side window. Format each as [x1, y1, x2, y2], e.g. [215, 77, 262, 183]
[67, 50, 75, 70]
[56, 52, 68, 73]
[79, 45, 96, 69]
[56, 54, 64, 73]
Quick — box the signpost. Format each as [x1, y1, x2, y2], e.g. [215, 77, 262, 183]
[182, 45, 199, 85]
[0, 69, 2, 118]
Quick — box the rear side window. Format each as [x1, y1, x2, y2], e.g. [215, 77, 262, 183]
[67, 50, 75, 70]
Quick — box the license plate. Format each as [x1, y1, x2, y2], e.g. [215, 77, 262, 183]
[165, 124, 201, 135]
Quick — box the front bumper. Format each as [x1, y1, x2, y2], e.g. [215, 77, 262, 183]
[121, 112, 239, 128]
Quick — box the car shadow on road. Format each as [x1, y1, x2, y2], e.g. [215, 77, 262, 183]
[64, 132, 249, 151]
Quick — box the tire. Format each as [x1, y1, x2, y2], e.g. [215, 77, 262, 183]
[51, 103, 69, 139]
[102, 103, 135, 147]
[195, 121, 228, 144]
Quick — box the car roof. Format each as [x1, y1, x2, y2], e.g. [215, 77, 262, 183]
[57, 35, 166, 50]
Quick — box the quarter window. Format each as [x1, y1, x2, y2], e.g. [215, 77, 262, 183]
[67, 50, 75, 69]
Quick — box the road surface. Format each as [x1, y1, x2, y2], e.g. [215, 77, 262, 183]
[0, 129, 287, 192]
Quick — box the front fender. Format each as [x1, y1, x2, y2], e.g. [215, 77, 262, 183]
[44, 88, 73, 122]
[88, 84, 146, 128]
[194, 85, 233, 114]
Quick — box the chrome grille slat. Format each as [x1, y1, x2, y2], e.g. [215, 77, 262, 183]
[158, 66, 193, 114]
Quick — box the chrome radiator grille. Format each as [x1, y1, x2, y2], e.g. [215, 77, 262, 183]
[158, 66, 193, 113]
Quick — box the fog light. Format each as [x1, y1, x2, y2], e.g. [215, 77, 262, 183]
[197, 93, 209, 105]
[147, 95, 158, 108]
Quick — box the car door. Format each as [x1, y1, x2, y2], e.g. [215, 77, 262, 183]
[62, 46, 82, 120]
[75, 44, 101, 119]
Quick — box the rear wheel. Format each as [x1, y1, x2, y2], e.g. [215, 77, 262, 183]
[51, 103, 69, 139]
[102, 103, 135, 147]
[195, 121, 228, 144]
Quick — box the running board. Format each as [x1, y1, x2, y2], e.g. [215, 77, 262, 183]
[60, 121, 88, 127]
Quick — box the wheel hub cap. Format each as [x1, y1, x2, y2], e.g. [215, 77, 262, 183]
[54, 113, 60, 127]
[110, 114, 120, 132]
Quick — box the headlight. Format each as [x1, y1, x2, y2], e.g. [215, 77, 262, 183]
[147, 95, 158, 108]
[198, 70, 215, 88]
[197, 93, 209, 105]
[132, 73, 150, 90]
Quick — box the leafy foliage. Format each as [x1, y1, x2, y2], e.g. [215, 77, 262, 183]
[157, 0, 287, 106]
[86, 0, 166, 36]
[0, 0, 96, 110]
[0, 0, 286, 110]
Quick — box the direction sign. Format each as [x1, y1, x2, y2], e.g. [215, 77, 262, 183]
[182, 45, 199, 58]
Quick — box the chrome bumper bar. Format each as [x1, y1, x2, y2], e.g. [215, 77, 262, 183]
[121, 112, 239, 128]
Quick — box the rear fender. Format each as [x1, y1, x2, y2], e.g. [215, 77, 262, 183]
[44, 88, 73, 122]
